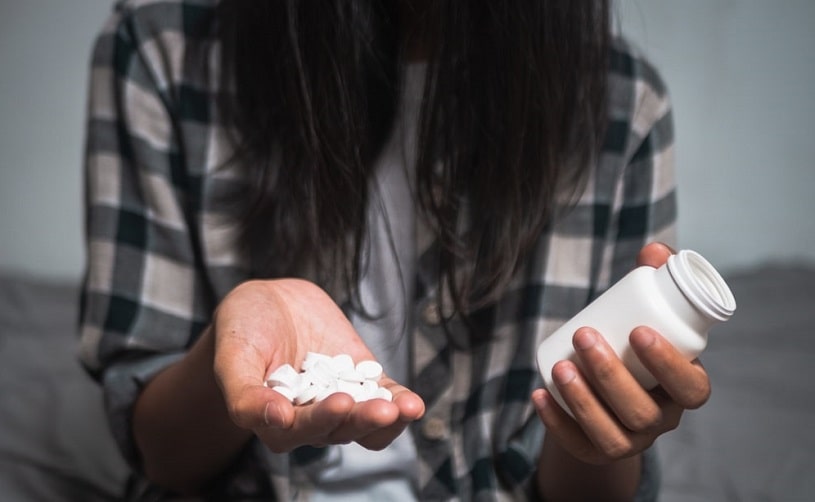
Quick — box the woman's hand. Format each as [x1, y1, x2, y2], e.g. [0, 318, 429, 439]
[212, 278, 425, 453]
[532, 242, 711, 464]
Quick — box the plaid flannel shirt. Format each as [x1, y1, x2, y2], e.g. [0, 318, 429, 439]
[79, 1, 676, 500]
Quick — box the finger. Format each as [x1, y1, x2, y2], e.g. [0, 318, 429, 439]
[532, 388, 603, 465]
[355, 387, 425, 450]
[551, 360, 640, 460]
[649, 391, 685, 433]
[215, 349, 286, 430]
[636, 242, 675, 268]
[212, 316, 291, 425]
[382, 378, 426, 421]
[220, 383, 295, 430]
[572, 328, 662, 431]
[356, 420, 410, 451]
[630, 326, 711, 409]
[323, 398, 401, 445]
[259, 392, 357, 452]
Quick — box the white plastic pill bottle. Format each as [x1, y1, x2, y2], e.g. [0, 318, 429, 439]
[536, 249, 737, 414]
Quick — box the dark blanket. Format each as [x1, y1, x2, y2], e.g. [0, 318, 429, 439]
[0, 275, 127, 501]
[657, 265, 815, 501]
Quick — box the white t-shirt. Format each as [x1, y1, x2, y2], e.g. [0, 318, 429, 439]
[293, 62, 426, 501]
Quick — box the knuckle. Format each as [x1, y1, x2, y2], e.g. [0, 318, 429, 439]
[589, 357, 618, 382]
[661, 411, 682, 433]
[226, 393, 258, 429]
[226, 404, 248, 428]
[678, 384, 711, 410]
[623, 405, 663, 432]
[225, 397, 244, 422]
[599, 434, 634, 460]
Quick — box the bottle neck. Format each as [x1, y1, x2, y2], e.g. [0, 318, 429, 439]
[664, 250, 736, 324]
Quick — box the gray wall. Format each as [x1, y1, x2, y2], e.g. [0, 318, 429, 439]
[0, 1, 110, 280]
[1, 1, 814, 280]
[618, 0, 815, 272]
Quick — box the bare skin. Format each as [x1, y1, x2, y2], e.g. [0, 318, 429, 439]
[213, 279, 426, 452]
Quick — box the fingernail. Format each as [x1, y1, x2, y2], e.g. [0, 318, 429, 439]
[574, 328, 596, 350]
[531, 390, 548, 411]
[631, 327, 656, 348]
[263, 402, 272, 426]
[553, 364, 577, 385]
[263, 400, 285, 427]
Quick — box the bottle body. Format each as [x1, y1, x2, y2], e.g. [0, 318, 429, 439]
[536, 249, 736, 415]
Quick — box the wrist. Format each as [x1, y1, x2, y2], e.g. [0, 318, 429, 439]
[537, 435, 641, 501]
[133, 326, 253, 494]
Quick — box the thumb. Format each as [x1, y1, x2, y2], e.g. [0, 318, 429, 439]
[637, 241, 675, 268]
[222, 383, 295, 430]
[213, 340, 295, 430]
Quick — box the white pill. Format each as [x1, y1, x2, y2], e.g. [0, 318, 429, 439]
[373, 387, 393, 402]
[294, 384, 319, 405]
[336, 380, 363, 400]
[355, 360, 383, 381]
[331, 354, 355, 372]
[270, 385, 296, 402]
[361, 379, 378, 394]
[337, 369, 365, 383]
[268, 352, 393, 406]
[266, 364, 300, 388]
[350, 380, 375, 402]
[308, 361, 338, 386]
[314, 380, 338, 402]
[302, 352, 332, 371]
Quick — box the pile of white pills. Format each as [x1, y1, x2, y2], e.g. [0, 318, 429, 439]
[265, 352, 392, 405]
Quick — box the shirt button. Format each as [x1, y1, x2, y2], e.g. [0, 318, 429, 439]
[421, 417, 448, 441]
[422, 302, 441, 326]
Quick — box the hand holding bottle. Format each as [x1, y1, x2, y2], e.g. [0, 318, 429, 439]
[532, 243, 731, 464]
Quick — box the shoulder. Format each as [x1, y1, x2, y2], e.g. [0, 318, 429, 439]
[95, 0, 219, 57]
[110, 0, 219, 32]
[606, 37, 673, 157]
[91, 0, 219, 93]
[103, 0, 220, 48]
[609, 36, 670, 103]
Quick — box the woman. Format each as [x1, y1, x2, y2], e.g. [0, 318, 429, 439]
[80, 0, 707, 499]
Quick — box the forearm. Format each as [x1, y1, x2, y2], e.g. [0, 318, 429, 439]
[536, 435, 641, 501]
[132, 326, 254, 495]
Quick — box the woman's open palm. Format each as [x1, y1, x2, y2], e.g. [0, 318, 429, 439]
[212, 279, 425, 453]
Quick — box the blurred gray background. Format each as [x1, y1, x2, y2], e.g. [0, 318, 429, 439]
[1, 1, 815, 279]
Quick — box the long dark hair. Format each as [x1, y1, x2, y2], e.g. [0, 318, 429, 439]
[218, 1, 610, 314]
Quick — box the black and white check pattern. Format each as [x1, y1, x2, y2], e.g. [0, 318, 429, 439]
[80, 1, 676, 500]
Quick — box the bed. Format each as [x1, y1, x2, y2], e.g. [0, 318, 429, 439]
[1, 265, 813, 501]
[0, 274, 127, 500]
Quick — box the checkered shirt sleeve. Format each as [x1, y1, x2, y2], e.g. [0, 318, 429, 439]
[78, 0, 241, 471]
